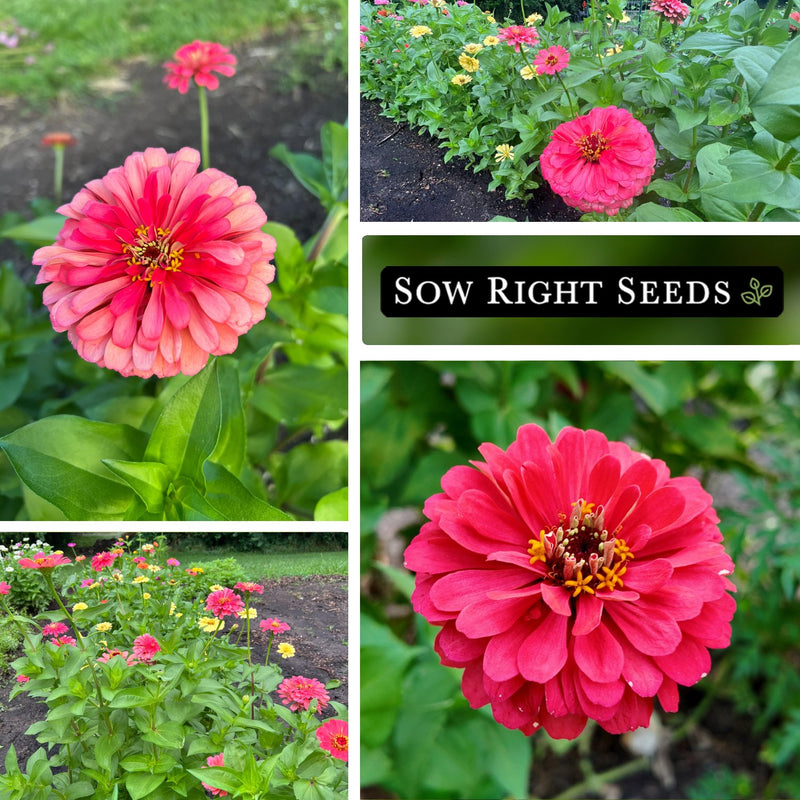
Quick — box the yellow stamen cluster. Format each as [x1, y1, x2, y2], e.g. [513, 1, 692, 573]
[123, 225, 184, 284]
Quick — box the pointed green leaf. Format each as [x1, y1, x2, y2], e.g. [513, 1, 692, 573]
[314, 487, 348, 521]
[124, 772, 166, 800]
[751, 37, 800, 144]
[202, 461, 293, 521]
[102, 459, 172, 514]
[0, 415, 146, 520]
[0, 214, 64, 246]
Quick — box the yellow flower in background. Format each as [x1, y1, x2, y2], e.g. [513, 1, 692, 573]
[451, 74, 472, 85]
[520, 65, 537, 79]
[483, 35, 499, 46]
[463, 42, 483, 54]
[169, 603, 177, 616]
[96, 622, 112, 632]
[147, 564, 162, 572]
[198, 616, 224, 632]
[132, 575, 150, 584]
[209, 584, 223, 592]
[494, 144, 515, 162]
[603, 44, 623, 57]
[458, 53, 480, 72]
[238, 608, 258, 619]
[484, 14, 496, 23]
[526, 12, 544, 23]
[142, 592, 151, 600]
[72, 602, 88, 612]
[278, 643, 296, 659]
[409, 25, 432, 38]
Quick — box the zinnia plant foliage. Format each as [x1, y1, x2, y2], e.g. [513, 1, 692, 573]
[0, 121, 348, 522]
[360, 0, 800, 220]
[0, 537, 348, 800]
[404, 423, 737, 739]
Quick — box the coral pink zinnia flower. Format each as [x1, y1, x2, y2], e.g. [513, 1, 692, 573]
[163, 41, 237, 94]
[649, 0, 690, 23]
[50, 636, 78, 648]
[404, 423, 737, 740]
[316, 719, 349, 762]
[32, 147, 276, 378]
[533, 45, 570, 75]
[277, 675, 330, 712]
[540, 105, 656, 216]
[0, 581, 10, 595]
[497, 25, 539, 52]
[97, 648, 137, 666]
[201, 753, 228, 797]
[234, 581, 264, 595]
[17, 551, 71, 570]
[206, 587, 245, 619]
[260, 617, 291, 634]
[790, 10, 800, 30]
[132, 633, 161, 663]
[91, 551, 117, 572]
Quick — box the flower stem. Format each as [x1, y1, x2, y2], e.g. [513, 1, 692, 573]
[552, 756, 650, 800]
[198, 85, 210, 170]
[53, 144, 65, 203]
[555, 72, 576, 118]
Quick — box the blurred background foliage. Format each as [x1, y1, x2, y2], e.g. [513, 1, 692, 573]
[0, 0, 346, 100]
[362, 237, 800, 345]
[361, 360, 800, 799]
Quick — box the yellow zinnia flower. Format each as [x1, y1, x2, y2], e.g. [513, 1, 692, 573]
[72, 602, 88, 612]
[520, 65, 537, 80]
[458, 53, 480, 72]
[409, 25, 432, 38]
[451, 74, 472, 85]
[96, 622, 112, 632]
[278, 643, 296, 659]
[132, 575, 150, 584]
[463, 42, 483, 54]
[198, 616, 224, 632]
[483, 35, 499, 46]
[494, 144, 515, 163]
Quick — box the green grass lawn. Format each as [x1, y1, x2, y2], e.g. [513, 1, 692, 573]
[2, 0, 346, 100]
[172, 548, 348, 578]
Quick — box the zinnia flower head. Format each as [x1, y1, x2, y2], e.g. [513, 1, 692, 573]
[234, 581, 264, 595]
[163, 41, 236, 94]
[649, 0, 690, 23]
[167, 558, 180, 566]
[51, 635, 77, 648]
[97, 648, 137, 665]
[33, 147, 276, 378]
[15, 674, 29, 684]
[261, 617, 291, 634]
[206, 587, 245, 618]
[497, 25, 539, 52]
[0, 581, 9, 595]
[451, 74, 472, 86]
[277, 675, 330, 712]
[277, 642, 296, 659]
[789, 10, 800, 30]
[198, 616, 225, 632]
[41, 132, 76, 148]
[404, 423, 736, 739]
[409, 25, 432, 37]
[132, 633, 161, 663]
[458, 53, 480, 72]
[316, 719, 349, 762]
[201, 753, 228, 797]
[17, 551, 71, 570]
[494, 144, 514, 163]
[42, 622, 69, 638]
[91, 551, 117, 572]
[540, 105, 656, 216]
[533, 45, 570, 75]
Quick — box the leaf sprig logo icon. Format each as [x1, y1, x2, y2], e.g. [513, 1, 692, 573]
[741, 277, 773, 306]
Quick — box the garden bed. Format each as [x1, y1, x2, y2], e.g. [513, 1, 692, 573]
[0, 574, 347, 766]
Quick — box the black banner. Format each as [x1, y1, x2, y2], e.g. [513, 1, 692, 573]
[380, 266, 783, 318]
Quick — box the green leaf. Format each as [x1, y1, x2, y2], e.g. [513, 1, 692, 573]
[751, 37, 800, 144]
[314, 486, 348, 521]
[0, 415, 146, 520]
[679, 32, 742, 55]
[144, 360, 223, 484]
[95, 732, 125, 772]
[732, 45, 782, 95]
[250, 364, 347, 427]
[108, 687, 154, 708]
[101, 459, 173, 514]
[710, 150, 800, 207]
[627, 203, 704, 222]
[696, 142, 752, 221]
[124, 772, 166, 800]
[202, 461, 293, 521]
[599, 362, 672, 415]
[140, 721, 185, 750]
[208, 357, 246, 475]
[0, 214, 64, 246]
[270, 440, 347, 514]
[0, 364, 28, 411]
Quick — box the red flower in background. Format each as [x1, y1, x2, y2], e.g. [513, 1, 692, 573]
[405, 423, 736, 739]
[540, 106, 656, 216]
[33, 147, 276, 378]
[163, 41, 236, 94]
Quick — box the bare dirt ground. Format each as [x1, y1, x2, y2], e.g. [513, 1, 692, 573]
[360, 99, 580, 222]
[0, 32, 347, 276]
[0, 574, 347, 765]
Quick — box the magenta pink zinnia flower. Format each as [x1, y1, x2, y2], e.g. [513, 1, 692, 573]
[316, 719, 349, 762]
[15, 675, 29, 684]
[0, 581, 9, 595]
[18, 551, 71, 570]
[50, 636, 78, 648]
[163, 41, 236, 94]
[42, 622, 70, 638]
[132, 633, 161, 663]
[33, 147, 276, 378]
[201, 753, 228, 797]
[277, 675, 330, 713]
[533, 45, 570, 75]
[206, 587, 245, 619]
[97, 648, 137, 666]
[91, 551, 117, 572]
[404, 423, 736, 739]
[540, 105, 656, 216]
[649, 0, 690, 23]
[497, 25, 539, 52]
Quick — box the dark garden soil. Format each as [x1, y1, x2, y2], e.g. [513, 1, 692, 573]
[360, 99, 581, 222]
[0, 31, 348, 277]
[0, 574, 347, 766]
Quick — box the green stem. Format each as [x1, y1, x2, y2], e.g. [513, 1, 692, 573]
[755, 0, 779, 42]
[520, 0, 527, 21]
[555, 71, 576, 118]
[198, 85, 210, 170]
[307, 204, 347, 263]
[552, 757, 651, 800]
[265, 631, 275, 665]
[53, 145, 65, 203]
[0, 597, 36, 651]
